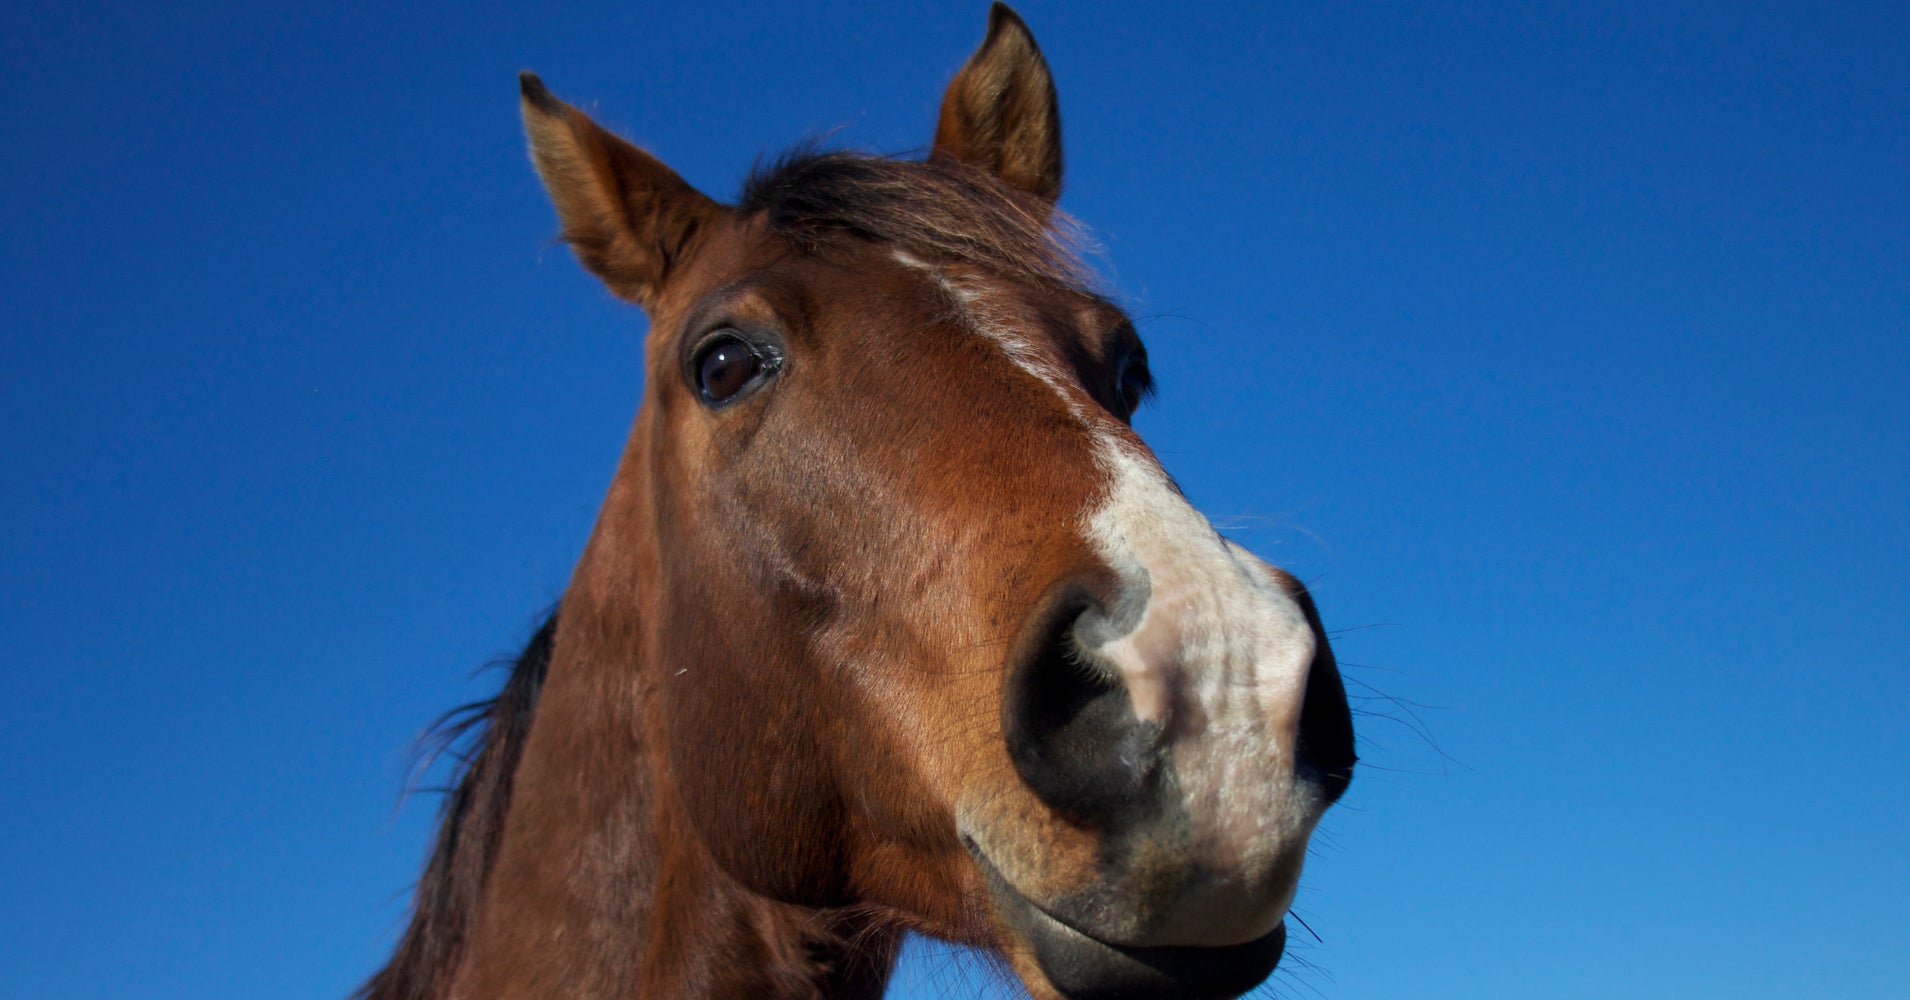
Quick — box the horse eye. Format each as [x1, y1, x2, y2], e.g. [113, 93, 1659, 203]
[695, 335, 768, 405]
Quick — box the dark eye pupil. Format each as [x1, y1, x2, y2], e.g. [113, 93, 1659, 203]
[698, 340, 763, 403]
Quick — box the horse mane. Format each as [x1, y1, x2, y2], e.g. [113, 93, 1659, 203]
[740, 149, 1096, 294]
[356, 611, 557, 1000]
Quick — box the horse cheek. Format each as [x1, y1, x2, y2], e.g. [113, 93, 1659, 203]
[658, 583, 856, 908]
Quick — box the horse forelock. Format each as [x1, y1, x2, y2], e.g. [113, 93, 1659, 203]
[739, 149, 1097, 298]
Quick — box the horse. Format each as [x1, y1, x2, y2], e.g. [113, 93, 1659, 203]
[359, 5, 1354, 999]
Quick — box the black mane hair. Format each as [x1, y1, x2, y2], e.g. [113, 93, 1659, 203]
[355, 611, 556, 1000]
[740, 149, 1094, 293]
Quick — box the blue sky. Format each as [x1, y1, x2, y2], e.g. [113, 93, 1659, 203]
[3, 2, 1905, 998]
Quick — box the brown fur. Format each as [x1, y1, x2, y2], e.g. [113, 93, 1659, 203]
[361, 8, 1345, 1000]
[932, 4, 1065, 204]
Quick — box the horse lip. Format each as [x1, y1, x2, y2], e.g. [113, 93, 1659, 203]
[963, 837, 1288, 1000]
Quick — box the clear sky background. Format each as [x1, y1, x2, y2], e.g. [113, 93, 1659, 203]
[3, 1, 1905, 998]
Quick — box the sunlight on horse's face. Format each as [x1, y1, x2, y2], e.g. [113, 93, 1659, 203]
[630, 217, 1353, 996]
[507, 7, 1355, 998]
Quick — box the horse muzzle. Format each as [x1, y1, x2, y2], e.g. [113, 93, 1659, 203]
[957, 531, 1355, 998]
[969, 841, 1291, 1000]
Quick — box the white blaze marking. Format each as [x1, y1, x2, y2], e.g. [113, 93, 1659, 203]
[891, 250, 1090, 424]
[898, 251, 1324, 936]
[1085, 444, 1321, 881]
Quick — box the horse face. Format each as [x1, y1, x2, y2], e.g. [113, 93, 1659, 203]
[519, 8, 1353, 998]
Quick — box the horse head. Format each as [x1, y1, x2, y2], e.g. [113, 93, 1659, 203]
[370, 8, 1354, 1000]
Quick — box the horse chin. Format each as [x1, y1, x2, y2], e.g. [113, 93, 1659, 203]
[968, 844, 1288, 1000]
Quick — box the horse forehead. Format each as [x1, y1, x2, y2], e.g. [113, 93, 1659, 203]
[732, 246, 1113, 352]
[877, 250, 1122, 356]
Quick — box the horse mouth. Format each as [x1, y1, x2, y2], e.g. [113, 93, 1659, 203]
[966, 842, 1288, 1000]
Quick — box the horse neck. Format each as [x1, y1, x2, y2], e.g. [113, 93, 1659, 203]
[444, 442, 901, 1000]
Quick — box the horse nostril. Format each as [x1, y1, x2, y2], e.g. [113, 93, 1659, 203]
[1295, 646, 1357, 805]
[1002, 592, 1161, 825]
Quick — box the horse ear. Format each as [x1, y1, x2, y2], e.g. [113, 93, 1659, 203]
[519, 73, 723, 311]
[931, 3, 1063, 205]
